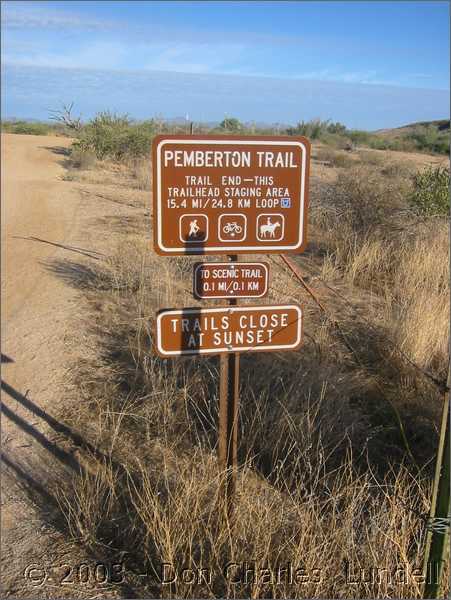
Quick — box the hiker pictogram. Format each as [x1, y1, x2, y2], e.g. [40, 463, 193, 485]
[179, 214, 208, 243]
[188, 219, 201, 237]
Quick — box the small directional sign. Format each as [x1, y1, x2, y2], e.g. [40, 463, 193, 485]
[152, 135, 310, 255]
[193, 262, 269, 299]
[155, 305, 302, 356]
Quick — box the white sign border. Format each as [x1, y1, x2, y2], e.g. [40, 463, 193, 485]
[156, 304, 302, 356]
[156, 139, 307, 253]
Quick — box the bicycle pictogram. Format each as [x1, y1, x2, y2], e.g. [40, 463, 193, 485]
[222, 222, 243, 235]
[218, 214, 247, 242]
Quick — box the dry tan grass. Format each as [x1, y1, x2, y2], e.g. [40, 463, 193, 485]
[312, 166, 449, 375]
[127, 157, 152, 190]
[59, 437, 432, 598]
[50, 153, 449, 598]
[316, 146, 355, 168]
[358, 149, 386, 165]
[386, 221, 449, 370]
[49, 234, 448, 598]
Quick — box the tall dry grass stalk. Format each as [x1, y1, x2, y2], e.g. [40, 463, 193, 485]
[312, 166, 449, 376]
[58, 398, 433, 599]
[387, 221, 449, 370]
[128, 157, 152, 190]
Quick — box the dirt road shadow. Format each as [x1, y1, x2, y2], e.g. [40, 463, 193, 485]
[39, 145, 71, 168]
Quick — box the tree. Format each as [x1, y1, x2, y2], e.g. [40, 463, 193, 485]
[49, 102, 82, 131]
[219, 117, 242, 132]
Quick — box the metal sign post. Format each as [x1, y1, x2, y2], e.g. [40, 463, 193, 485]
[219, 255, 239, 520]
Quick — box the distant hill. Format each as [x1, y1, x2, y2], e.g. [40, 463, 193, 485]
[372, 119, 450, 154]
[376, 119, 449, 135]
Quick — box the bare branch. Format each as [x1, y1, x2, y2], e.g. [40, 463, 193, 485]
[49, 102, 82, 131]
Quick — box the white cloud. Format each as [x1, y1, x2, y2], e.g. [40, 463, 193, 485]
[2, 1, 447, 91]
[2, 34, 248, 75]
[292, 68, 396, 86]
[3, 40, 131, 70]
[141, 43, 247, 74]
[2, 1, 114, 31]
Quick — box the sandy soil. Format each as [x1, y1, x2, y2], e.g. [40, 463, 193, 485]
[0, 134, 137, 598]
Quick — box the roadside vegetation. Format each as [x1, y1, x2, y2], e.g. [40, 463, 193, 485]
[5, 108, 449, 597]
[0, 119, 68, 136]
[3, 112, 449, 155]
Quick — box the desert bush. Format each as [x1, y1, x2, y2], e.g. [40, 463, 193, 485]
[286, 118, 338, 140]
[312, 167, 449, 375]
[327, 121, 347, 135]
[408, 125, 450, 155]
[322, 165, 408, 238]
[408, 166, 450, 216]
[1, 120, 52, 135]
[368, 137, 393, 151]
[73, 112, 156, 160]
[319, 132, 353, 150]
[219, 117, 243, 132]
[358, 152, 413, 179]
[347, 129, 372, 145]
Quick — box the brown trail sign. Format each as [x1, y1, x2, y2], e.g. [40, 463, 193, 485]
[193, 261, 269, 299]
[152, 134, 310, 255]
[151, 134, 310, 519]
[155, 305, 302, 357]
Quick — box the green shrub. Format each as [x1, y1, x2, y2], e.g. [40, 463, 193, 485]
[408, 128, 449, 154]
[73, 112, 156, 161]
[327, 121, 347, 135]
[286, 118, 329, 139]
[368, 137, 391, 150]
[347, 129, 372, 145]
[405, 124, 450, 154]
[219, 117, 243, 132]
[409, 166, 450, 216]
[1, 120, 51, 135]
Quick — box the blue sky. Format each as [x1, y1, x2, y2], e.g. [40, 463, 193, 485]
[1, 1, 449, 129]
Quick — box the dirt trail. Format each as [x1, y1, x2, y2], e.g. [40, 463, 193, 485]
[0, 134, 126, 597]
